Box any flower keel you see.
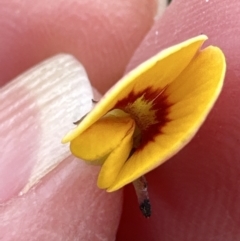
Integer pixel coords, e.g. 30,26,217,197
70,115,135,163
97,120,135,189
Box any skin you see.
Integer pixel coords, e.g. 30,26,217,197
119,1,240,240
0,0,240,240
0,0,157,240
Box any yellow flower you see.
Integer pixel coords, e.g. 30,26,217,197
62,35,226,193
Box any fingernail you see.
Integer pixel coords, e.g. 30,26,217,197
0,54,93,202
156,0,168,18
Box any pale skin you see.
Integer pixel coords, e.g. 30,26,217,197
0,0,240,240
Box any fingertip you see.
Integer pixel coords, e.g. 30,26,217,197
0,0,158,93
119,1,240,240
0,156,123,240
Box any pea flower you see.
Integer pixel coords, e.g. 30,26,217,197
62,35,226,217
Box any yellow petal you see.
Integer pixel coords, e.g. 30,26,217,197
62,35,208,143
107,46,226,192
97,121,135,189
70,115,135,161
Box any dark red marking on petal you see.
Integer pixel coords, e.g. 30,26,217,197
114,87,172,149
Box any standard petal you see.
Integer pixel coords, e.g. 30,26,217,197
70,115,135,161
62,35,207,143
108,46,226,191
97,122,135,189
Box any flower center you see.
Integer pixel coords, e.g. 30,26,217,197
124,94,158,130
114,87,171,149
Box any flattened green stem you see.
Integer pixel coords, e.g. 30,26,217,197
133,175,151,218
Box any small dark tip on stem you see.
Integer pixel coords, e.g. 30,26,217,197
139,199,151,218
133,175,152,218
73,114,87,125
92,99,98,103
73,100,98,125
